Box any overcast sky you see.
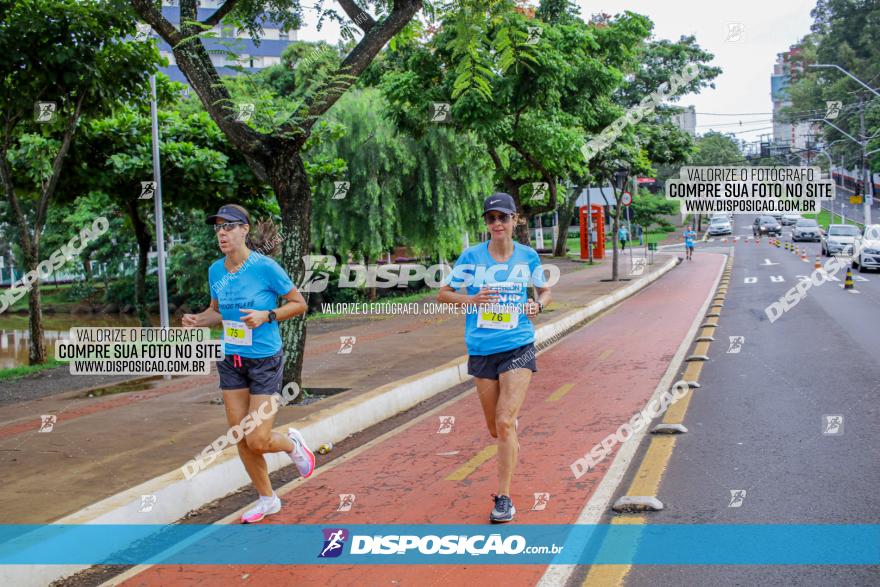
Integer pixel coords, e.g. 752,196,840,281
295,0,819,142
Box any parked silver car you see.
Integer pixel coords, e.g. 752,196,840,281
821,224,860,256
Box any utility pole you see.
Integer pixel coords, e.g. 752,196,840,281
858,95,873,224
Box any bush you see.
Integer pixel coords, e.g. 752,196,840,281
64,280,99,305
103,275,158,308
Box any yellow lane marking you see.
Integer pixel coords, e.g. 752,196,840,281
702,317,719,326
547,383,575,402
683,361,703,382
580,439,675,586
626,436,676,497
693,341,710,355
599,348,615,361
582,515,646,587
662,386,693,424
445,445,497,481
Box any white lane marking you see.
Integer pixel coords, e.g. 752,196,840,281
853,275,869,282
769,275,785,282
762,259,779,266
744,277,757,284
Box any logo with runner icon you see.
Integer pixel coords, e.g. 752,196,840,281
728,489,746,508
822,415,843,435
531,492,550,511
39,415,57,433
337,494,356,512
437,416,455,434
318,528,349,558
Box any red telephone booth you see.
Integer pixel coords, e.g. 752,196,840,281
579,205,605,260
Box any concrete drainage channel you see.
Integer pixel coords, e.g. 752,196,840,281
5,257,680,587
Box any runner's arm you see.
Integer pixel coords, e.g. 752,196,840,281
437,285,499,307
525,285,551,317
273,287,307,321
182,299,222,328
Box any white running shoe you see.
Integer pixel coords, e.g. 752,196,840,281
240,495,281,524
287,428,316,478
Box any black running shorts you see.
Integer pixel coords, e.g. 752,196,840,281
467,343,537,380
216,349,284,395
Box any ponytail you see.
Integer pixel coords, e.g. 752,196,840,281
224,204,281,256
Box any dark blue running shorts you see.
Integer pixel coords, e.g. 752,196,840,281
467,343,537,380
216,349,283,395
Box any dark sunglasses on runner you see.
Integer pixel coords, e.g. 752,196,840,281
213,222,244,232
484,212,512,225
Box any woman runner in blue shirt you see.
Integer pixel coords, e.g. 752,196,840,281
182,204,315,524
438,193,552,523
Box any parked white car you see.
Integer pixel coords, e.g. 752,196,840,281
852,224,880,273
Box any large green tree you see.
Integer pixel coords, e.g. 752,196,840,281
60,98,267,325
307,88,492,263
786,0,879,177
0,0,159,363
129,0,424,385
381,3,653,243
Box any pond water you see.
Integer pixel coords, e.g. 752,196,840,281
0,313,166,369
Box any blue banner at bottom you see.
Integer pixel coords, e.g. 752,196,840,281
0,524,877,565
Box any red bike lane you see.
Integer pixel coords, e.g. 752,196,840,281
116,254,723,587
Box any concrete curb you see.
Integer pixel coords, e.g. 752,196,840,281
5,256,679,587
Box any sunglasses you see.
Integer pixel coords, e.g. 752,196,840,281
484,213,512,225
213,222,244,232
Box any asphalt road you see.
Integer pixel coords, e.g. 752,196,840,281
624,216,880,586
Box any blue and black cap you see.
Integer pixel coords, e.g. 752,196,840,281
205,205,249,225
483,192,517,215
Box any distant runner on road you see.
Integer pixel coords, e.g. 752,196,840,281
438,192,552,523
182,204,314,524
684,225,697,261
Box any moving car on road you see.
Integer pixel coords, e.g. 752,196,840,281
781,213,802,226
791,218,822,242
753,215,782,237
852,224,880,273
708,216,732,236
821,224,860,257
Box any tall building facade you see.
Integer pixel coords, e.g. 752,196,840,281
158,1,298,84
671,105,697,136
771,46,814,155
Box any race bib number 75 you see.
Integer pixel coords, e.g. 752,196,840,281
222,320,253,346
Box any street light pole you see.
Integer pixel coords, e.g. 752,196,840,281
808,63,877,224
149,74,170,332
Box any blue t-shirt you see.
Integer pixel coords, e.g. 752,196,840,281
444,242,547,356
684,230,696,247
619,227,629,240
209,252,294,358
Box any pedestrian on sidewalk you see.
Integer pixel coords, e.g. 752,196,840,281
684,224,697,261
618,225,629,250
437,192,552,523
182,204,315,524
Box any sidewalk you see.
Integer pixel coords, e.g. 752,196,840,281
0,255,674,525
104,253,725,587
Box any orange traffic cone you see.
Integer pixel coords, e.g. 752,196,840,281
814,255,821,269
801,249,808,261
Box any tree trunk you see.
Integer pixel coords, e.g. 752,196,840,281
512,185,532,245
127,200,152,327
82,253,93,281
553,188,579,257
23,252,47,365
272,150,312,388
